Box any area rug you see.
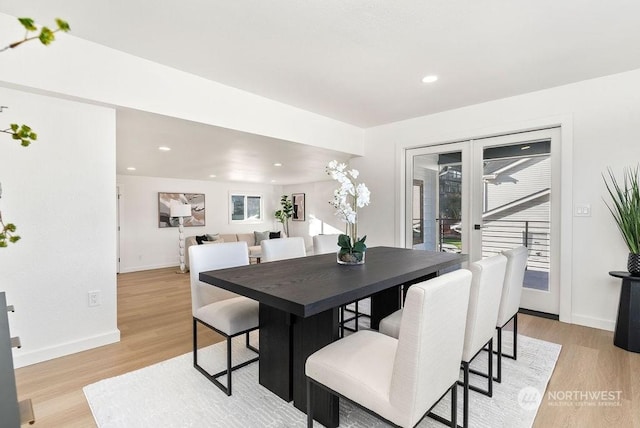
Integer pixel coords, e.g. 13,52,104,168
84,330,560,427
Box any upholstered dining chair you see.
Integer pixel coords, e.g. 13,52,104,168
189,241,259,396
261,236,306,262
306,269,472,428
313,234,368,337
494,246,528,383
379,254,507,428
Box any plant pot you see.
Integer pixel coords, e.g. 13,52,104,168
628,253,640,276
337,250,365,265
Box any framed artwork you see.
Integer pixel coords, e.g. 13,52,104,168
158,192,205,227
292,193,305,221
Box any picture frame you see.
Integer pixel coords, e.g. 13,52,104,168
158,192,205,227
292,193,305,222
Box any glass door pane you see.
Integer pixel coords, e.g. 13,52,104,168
473,127,561,315
406,143,470,257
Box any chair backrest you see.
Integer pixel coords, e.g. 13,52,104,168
389,269,472,426
461,254,508,362
261,237,306,262
496,246,528,327
188,241,249,315
312,234,340,255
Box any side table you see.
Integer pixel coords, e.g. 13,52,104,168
609,271,640,353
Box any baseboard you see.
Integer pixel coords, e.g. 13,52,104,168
12,329,121,368
570,314,615,332
519,308,559,320
119,263,176,274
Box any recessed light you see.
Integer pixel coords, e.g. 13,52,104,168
421,75,438,83
271,179,276,183
158,146,171,151
273,163,282,167
209,174,217,178
126,167,136,171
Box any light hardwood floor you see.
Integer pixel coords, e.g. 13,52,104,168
14,267,640,427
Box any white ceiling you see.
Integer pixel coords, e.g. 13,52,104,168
116,108,352,184
3,1,640,182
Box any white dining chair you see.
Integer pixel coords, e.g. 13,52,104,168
455,254,507,428
306,269,472,428
189,241,259,396
313,234,368,337
379,254,507,428
261,237,306,262
494,246,528,382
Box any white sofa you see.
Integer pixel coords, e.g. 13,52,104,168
185,232,281,270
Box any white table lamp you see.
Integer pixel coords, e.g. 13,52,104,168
170,202,192,273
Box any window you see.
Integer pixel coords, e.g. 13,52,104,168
230,193,263,223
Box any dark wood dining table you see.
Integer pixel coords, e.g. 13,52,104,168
200,246,466,428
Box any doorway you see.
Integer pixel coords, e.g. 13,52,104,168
405,128,561,315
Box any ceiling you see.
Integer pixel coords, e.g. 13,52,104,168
3,1,640,182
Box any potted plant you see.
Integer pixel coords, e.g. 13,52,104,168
274,195,293,236
603,166,640,275
326,160,371,264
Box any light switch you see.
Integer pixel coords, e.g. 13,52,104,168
574,204,591,217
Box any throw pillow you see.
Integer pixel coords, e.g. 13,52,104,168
254,230,270,245
203,238,225,244
206,233,221,241
195,235,209,245
269,231,281,239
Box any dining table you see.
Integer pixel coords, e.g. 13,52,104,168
199,246,466,428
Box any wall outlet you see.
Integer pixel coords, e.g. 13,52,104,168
574,203,591,217
88,291,101,307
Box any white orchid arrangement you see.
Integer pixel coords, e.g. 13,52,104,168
326,160,371,261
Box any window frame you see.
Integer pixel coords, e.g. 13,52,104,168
229,192,264,224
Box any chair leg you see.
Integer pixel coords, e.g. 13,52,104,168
226,337,232,395
306,378,313,427
466,338,493,396
450,382,457,428
462,361,469,428
192,318,198,367
496,326,503,383
340,306,345,338
513,313,518,360
487,338,493,397
354,301,359,332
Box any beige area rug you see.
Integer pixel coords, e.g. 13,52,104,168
84,330,560,427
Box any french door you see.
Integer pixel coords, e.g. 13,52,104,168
405,128,561,315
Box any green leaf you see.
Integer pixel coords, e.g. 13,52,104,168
0,241,7,248
5,224,17,232
55,18,71,32
39,27,55,45
337,234,352,249
9,236,20,243
29,132,37,140
353,241,367,253
18,17,37,31
10,123,18,131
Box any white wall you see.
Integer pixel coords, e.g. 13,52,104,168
117,175,283,272
0,87,117,367
0,13,364,157
282,181,347,251
360,68,640,331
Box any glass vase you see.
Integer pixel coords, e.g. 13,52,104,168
337,249,366,265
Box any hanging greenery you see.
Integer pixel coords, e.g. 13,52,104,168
1,16,70,246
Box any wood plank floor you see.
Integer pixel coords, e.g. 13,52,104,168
13,267,640,427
